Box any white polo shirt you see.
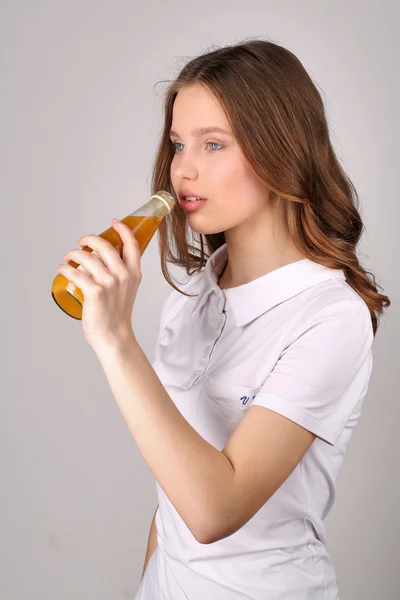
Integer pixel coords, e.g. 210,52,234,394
135,242,374,600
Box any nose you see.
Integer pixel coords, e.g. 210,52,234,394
172,150,199,181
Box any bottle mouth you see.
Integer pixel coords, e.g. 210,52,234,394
152,191,176,213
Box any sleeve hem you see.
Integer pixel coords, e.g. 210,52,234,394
251,392,339,446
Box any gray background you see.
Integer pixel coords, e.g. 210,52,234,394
1,1,398,598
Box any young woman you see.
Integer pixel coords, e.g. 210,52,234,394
58,39,390,599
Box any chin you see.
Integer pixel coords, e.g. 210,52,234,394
190,224,226,236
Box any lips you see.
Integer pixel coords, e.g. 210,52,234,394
179,188,208,203
180,197,208,212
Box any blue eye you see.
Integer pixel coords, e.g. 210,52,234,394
207,142,223,152
172,142,184,152
171,141,223,153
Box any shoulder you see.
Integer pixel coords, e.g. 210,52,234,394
289,276,372,344
275,281,374,377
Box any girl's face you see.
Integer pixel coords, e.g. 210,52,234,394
170,84,272,237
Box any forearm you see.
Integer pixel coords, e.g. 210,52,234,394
141,508,158,580
95,333,235,543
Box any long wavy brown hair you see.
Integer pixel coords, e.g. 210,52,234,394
150,38,390,336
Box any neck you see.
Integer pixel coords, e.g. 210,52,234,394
219,208,306,288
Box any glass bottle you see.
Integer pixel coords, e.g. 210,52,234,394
51,190,176,320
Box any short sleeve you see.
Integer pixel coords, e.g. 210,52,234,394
252,298,374,446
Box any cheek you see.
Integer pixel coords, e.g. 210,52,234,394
210,156,247,189
217,165,268,220
215,161,257,204
228,157,269,202
170,152,261,203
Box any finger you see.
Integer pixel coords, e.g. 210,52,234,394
111,219,141,274
62,249,115,287
77,233,126,277
57,263,100,297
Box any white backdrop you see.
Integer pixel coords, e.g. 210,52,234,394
1,1,398,598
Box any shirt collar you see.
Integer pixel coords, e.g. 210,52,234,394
188,243,346,327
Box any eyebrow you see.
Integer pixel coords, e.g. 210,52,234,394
169,126,232,137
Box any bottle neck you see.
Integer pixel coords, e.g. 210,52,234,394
128,191,176,218
152,193,172,213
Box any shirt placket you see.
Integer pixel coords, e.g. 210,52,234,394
183,289,228,389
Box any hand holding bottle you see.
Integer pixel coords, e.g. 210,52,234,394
57,218,141,352
51,191,176,320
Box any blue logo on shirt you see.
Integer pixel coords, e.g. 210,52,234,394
241,395,256,405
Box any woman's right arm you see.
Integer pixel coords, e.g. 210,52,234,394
141,505,158,580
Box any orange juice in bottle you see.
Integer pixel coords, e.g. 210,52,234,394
51,191,176,320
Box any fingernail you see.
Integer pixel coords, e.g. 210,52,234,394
112,218,119,223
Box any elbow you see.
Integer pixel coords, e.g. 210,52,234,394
195,502,259,544
195,529,219,545
194,533,213,545
193,454,238,545
195,526,237,545
193,521,218,545
194,516,239,545
192,512,225,545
